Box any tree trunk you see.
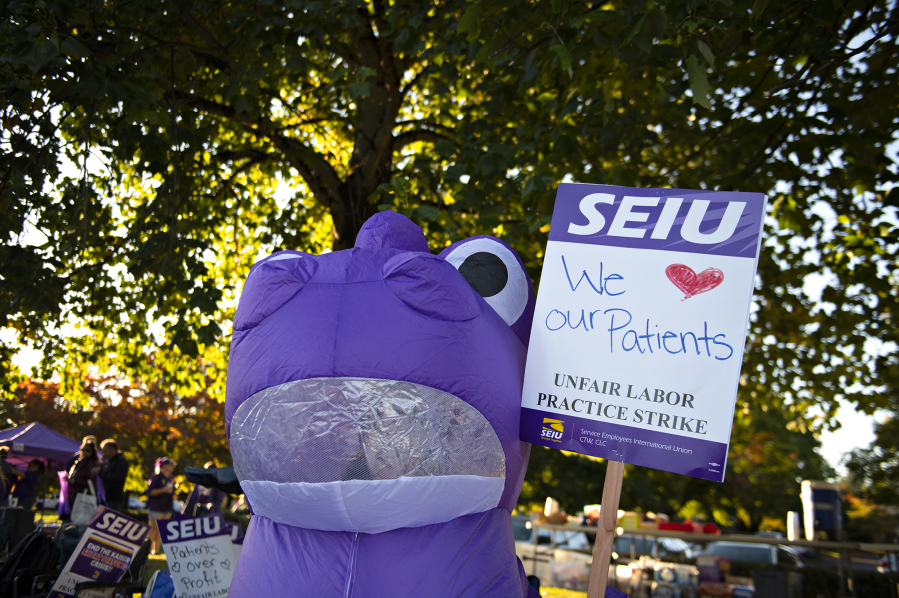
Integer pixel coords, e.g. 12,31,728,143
330,169,391,251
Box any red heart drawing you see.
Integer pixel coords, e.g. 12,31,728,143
665,264,724,300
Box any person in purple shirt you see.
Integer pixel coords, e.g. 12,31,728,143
147,457,176,554
12,459,45,509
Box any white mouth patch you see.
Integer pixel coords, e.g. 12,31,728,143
230,377,506,533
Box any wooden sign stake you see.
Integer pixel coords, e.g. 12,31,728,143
586,459,626,598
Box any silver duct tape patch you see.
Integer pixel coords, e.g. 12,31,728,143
230,377,506,485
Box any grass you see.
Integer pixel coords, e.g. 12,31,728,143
145,553,168,583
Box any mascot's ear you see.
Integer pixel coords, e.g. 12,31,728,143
234,251,318,331
440,237,536,346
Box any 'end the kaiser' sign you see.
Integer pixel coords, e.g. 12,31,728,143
520,183,766,482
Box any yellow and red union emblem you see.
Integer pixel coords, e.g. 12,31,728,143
541,418,564,442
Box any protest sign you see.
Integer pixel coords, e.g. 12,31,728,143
521,183,766,482
50,507,150,598
159,513,235,598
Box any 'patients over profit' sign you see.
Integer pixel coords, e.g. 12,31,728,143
520,183,766,482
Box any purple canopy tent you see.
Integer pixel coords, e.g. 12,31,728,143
0,422,82,516
0,422,81,469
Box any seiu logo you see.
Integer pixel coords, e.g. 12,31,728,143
568,194,745,245
541,418,564,442
94,512,146,542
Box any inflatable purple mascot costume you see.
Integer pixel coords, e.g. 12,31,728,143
225,211,541,597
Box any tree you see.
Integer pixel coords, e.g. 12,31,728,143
2,0,898,433
844,412,899,505
841,493,898,543
5,375,230,493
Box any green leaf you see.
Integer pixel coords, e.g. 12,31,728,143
475,32,507,68
444,164,465,182
622,11,650,46
551,0,560,16
435,138,455,157
549,44,572,78
457,1,485,41
61,37,88,58
233,94,252,113
414,205,440,221
753,0,769,19
21,45,47,73
697,40,715,70
686,55,712,110
348,81,370,99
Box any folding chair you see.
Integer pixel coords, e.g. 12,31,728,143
14,567,58,598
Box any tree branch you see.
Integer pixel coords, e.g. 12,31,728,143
394,119,455,134
101,25,229,64
401,65,434,99
173,2,230,56
393,129,451,153
165,91,342,206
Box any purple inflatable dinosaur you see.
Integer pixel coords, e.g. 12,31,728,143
224,211,617,597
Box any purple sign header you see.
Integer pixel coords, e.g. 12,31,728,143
549,183,766,259
159,513,228,543
520,408,728,482
90,507,150,544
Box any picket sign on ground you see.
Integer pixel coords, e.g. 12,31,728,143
50,506,150,598
520,183,766,597
159,513,235,598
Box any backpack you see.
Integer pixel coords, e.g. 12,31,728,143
55,522,87,569
0,531,60,596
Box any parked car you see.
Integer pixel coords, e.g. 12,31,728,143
700,541,804,567
128,495,146,510
512,516,592,552
611,534,695,564
512,515,594,586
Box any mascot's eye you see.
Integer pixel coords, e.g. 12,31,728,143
441,237,529,327
457,252,508,297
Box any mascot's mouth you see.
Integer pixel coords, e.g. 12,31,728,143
229,377,507,534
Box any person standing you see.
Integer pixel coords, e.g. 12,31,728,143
147,457,176,555
0,447,23,506
11,459,45,510
66,435,98,472
67,443,100,501
99,440,130,513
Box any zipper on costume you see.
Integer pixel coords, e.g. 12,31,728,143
343,532,359,598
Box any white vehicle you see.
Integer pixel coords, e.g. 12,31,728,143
700,541,804,567
127,495,146,509
512,516,595,590
35,494,59,510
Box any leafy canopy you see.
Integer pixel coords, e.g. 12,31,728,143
845,413,899,505
2,375,230,493
1,0,898,440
